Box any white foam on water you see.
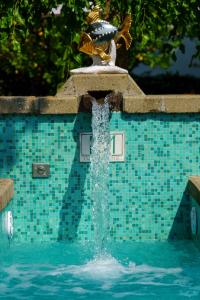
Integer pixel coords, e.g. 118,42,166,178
128,263,182,275
69,287,90,294
133,280,180,287
113,291,154,298
52,255,124,280
50,254,182,282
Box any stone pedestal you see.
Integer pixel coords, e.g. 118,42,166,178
56,73,144,112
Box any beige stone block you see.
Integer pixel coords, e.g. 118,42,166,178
124,95,200,113
0,96,38,114
0,179,14,212
56,74,144,97
188,176,200,206
39,96,79,114
163,95,200,112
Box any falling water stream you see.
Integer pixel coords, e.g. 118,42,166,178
90,95,111,255
77,94,130,277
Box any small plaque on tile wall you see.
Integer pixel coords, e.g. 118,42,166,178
80,132,125,162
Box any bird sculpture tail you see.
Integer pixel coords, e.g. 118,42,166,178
115,15,132,49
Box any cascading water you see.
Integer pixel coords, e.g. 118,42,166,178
78,94,129,278
90,95,111,254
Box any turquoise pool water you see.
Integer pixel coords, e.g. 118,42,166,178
0,241,200,299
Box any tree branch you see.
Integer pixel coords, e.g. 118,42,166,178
104,0,111,20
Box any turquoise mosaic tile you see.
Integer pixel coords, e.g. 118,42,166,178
0,113,198,242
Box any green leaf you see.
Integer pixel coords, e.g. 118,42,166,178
0,0,199,95
12,40,21,52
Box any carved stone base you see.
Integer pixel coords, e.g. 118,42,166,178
70,65,128,75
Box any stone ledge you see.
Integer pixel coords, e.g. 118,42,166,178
188,176,200,205
0,94,200,114
0,96,78,114
124,95,200,113
0,179,14,212
0,75,200,114
39,96,78,114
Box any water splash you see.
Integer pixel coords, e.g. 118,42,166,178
90,95,111,254
50,256,182,282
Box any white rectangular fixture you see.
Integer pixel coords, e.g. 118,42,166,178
80,132,125,162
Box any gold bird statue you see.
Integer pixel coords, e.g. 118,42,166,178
79,5,132,64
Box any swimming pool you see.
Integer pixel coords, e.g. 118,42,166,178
1,78,200,300
0,240,200,299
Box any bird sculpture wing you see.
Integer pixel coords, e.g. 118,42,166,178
79,32,111,61
79,32,95,56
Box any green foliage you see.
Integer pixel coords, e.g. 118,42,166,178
0,0,199,95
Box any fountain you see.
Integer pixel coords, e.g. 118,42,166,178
70,4,132,255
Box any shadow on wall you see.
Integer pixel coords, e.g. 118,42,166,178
0,116,18,176
168,187,191,240
57,113,92,241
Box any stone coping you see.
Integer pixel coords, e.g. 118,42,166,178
0,74,200,114
188,176,200,205
0,96,78,114
124,95,200,113
0,94,200,114
0,179,14,212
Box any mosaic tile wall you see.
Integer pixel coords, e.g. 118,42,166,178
0,113,198,242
